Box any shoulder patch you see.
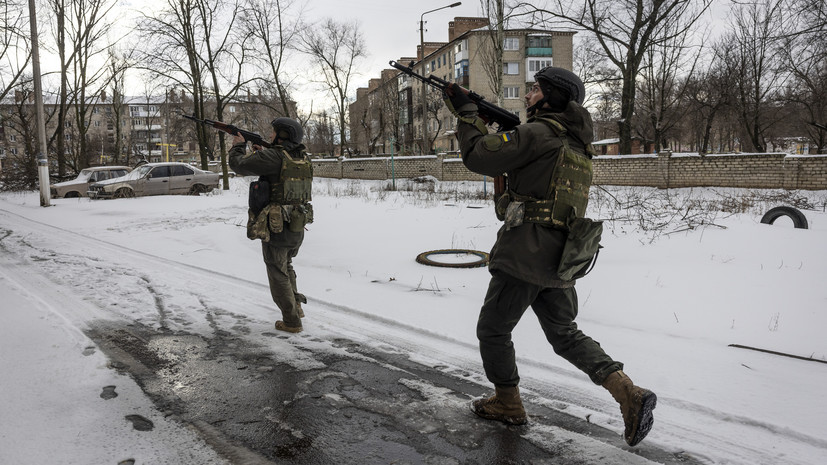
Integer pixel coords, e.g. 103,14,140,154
482,131,515,151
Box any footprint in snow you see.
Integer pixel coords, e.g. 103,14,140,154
100,386,118,400
125,415,154,431
82,346,96,356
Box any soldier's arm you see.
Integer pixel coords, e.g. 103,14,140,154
228,142,283,177
457,121,548,177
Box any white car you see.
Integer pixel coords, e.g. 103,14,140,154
88,162,220,199
50,166,131,198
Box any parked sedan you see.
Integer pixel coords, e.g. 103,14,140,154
50,166,131,198
87,162,220,199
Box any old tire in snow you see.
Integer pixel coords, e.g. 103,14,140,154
415,249,490,268
760,206,808,229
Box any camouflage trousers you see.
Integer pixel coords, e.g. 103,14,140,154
262,242,303,328
477,271,623,386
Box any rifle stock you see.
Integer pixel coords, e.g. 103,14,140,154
182,114,273,148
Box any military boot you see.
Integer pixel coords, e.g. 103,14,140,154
602,370,657,446
275,320,303,333
471,385,527,425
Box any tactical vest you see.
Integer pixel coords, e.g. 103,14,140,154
518,117,594,229
247,148,313,241
270,148,313,205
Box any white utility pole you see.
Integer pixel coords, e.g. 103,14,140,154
28,0,51,207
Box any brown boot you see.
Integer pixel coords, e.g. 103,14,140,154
471,385,527,425
275,320,303,333
602,370,657,446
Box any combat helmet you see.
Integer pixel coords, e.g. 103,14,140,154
271,117,304,144
529,66,585,113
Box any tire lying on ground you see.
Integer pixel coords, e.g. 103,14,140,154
415,249,490,268
760,206,808,229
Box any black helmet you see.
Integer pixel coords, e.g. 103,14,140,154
534,66,585,106
271,117,303,144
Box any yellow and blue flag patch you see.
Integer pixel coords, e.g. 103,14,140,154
501,132,513,142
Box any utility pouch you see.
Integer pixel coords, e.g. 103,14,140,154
504,201,525,230
495,193,510,221
247,204,284,242
248,177,271,216
286,203,314,232
557,217,603,281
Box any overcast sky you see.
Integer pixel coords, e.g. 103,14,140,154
31,0,731,115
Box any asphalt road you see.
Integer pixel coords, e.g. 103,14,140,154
86,320,702,465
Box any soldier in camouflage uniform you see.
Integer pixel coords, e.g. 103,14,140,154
444,67,657,446
229,118,313,334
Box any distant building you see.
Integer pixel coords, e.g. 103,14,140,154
349,17,575,156
0,88,295,174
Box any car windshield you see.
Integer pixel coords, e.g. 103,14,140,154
77,170,93,181
124,165,152,180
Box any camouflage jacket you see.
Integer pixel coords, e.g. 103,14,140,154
455,103,595,288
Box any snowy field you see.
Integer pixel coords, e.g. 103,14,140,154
1,177,826,464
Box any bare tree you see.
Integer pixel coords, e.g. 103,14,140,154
241,0,303,118
0,0,30,102
636,19,703,152
0,84,39,190
304,109,336,156
726,0,789,152
478,1,508,106
514,0,712,154
683,41,735,154
300,18,365,156
779,0,827,153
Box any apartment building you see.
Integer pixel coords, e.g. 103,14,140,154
349,17,574,156
0,89,295,175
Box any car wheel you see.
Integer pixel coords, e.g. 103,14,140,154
114,188,134,199
64,191,80,198
189,184,207,195
760,206,808,229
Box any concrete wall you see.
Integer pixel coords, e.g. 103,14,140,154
312,152,827,190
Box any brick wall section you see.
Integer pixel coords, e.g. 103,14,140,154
313,153,827,190
312,159,342,179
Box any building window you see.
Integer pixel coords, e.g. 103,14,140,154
504,37,519,50
11,148,17,155
229,105,236,113
503,62,519,75
454,59,469,78
527,58,553,73
504,86,520,99
9,134,15,142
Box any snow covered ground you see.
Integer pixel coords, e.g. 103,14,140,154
1,177,826,464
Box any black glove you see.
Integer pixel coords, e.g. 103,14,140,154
443,83,476,116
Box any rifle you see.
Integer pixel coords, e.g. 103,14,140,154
182,114,273,148
389,60,520,132
389,60,516,197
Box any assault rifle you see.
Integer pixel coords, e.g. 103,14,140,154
182,114,273,148
389,60,520,132
389,60,515,196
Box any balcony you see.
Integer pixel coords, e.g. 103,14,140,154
526,47,553,57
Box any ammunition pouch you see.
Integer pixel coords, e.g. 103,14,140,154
247,204,284,242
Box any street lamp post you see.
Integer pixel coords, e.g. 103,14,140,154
420,2,461,155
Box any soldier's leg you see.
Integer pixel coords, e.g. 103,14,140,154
476,271,540,386
262,243,302,328
531,286,622,384
285,245,306,317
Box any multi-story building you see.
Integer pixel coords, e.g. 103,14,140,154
349,17,574,156
0,88,295,176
